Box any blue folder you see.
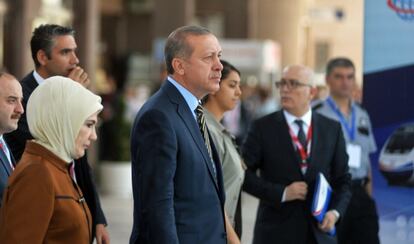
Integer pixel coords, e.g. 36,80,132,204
312,172,336,236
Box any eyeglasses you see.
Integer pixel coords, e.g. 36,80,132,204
275,79,312,89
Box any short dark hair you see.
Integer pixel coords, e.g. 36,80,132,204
164,26,211,74
326,57,355,76
30,24,75,68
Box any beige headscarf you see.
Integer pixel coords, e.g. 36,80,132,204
27,76,103,163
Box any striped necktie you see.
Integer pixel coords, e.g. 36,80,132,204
195,105,217,179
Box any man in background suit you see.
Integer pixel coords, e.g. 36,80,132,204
0,73,23,206
242,65,352,244
4,24,109,244
130,25,232,244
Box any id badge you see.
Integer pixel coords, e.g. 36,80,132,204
346,144,361,168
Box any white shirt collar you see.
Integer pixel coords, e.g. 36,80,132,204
33,70,45,85
0,135,12,165
283,108,312,128
0,135,7,145
167,76,200,120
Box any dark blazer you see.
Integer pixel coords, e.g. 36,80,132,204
129,80,227,244
243,110,352,244
4,72,107,239
0,139,14,206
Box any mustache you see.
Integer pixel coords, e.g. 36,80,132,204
210,74,222,79
11,114,21,120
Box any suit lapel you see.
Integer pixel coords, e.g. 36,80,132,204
164,82,220,190
305,114,319,180
21,72,39,102
26,72,40,92
10,152,16,166
0,147,12,176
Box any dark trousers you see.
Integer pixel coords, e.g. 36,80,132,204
337,183,380,244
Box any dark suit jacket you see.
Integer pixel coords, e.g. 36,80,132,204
0,139,14,206
243,110,352,244
4,72,107,239
129,80,227,244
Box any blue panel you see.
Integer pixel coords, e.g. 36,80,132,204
363,64,414,128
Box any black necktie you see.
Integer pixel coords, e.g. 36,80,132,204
294,119,307,152
195,105,217,179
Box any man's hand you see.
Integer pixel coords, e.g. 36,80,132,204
285,181,308,201
224,211,240,244
96,224,110,244
68,66,90,88
318,210,338,233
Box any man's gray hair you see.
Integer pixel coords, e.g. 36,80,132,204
282,65,315,87
164,26,211,74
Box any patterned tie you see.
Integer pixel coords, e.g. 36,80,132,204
294,120,307,152
195,105,217,179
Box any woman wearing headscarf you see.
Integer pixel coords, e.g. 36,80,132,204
203,60,245,242
0,76,103,244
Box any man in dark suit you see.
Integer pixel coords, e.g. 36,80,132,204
4,24,109,244
243,65,352,244
129,26,229,244
0,73,23,205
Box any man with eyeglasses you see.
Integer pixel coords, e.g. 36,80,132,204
242,65,351,244
314,58,379,244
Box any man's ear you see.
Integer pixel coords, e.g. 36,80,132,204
36,50,49,66
325,75,331,87
171,57,185,75
309,86,318,100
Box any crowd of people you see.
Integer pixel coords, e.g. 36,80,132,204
0,23,380,244
0,24,109,244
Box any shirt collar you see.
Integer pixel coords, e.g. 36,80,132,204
167,76,199,118
204,108,226,132
327,96,356,112
283,108,312,127
204,108,236,142
33,70,45,85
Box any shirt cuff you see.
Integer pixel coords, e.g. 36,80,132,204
331,209,340,220
281,188,287,202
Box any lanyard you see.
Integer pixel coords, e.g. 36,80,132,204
288,122,313,166
327,97,356,141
